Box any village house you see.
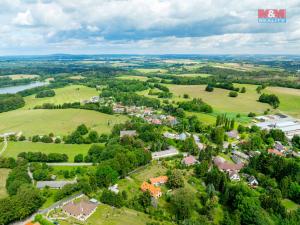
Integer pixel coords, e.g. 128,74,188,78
232,150,249,161
150,176,168,186
268,148,284,157
140,181,162,198
62,199,98,221
228,171,240,181
248,176,259,187
166,115,178,126
151,147,179,160
226,130,240,139
108,184,119,194
182,155,198,166
25,222,40,225
120,130,137,138
274,141,286,152
213,156,244,172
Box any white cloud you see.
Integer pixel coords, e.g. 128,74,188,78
0,0,299,54
13,9,34,26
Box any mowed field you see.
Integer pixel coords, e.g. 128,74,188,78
166,84,270,115
117,75,148,81
3,142,91,161
176,73,211,78
24,85,98,109
135,68,168,73
0,168,10,199
2,74,39,80
0,109,127,136
265,86,300,118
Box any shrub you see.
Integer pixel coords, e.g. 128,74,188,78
229,91,238,97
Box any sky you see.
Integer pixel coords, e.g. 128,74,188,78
0,0,299,55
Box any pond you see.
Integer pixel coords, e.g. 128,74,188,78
0,81,48,94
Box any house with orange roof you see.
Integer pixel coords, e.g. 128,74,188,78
140,181,162,198
25,222,40,225
268,148,284,157
150,176,168,186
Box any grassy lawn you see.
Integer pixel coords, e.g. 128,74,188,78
3,74,39,80
166,84,271,115
0,109,127,136
3,142,91,161
0,168,10,199
282,199,299,212
176,73,211,78
186,112,216,124
117,75,149,81
135,68,168,74
86,204,160,225
264,86,300,118
24,85,98,109
58,204,162,225
40,189,59,209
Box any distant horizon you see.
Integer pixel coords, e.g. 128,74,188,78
1,53,300,57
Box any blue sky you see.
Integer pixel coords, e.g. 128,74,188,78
0,0,299,55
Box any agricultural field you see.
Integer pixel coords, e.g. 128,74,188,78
3,142,91,161
0,168,10,199
117,75,148,81
0,108,127,136
166,84,271,115
175,73,211,78
264,86,300,118
135,68,168,74
2,74,39,80
24,85,98,109
207,62,276,72
68,75,86,80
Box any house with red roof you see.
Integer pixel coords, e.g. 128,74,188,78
182,155,198,166
268,148,284,157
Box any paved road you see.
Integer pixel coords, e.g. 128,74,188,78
0,136,7,156
46,162,93,166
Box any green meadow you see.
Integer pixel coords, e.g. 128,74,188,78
166,84,271,115
135,68,168,74
117,75,149,81
24,85,99,109
0,108,127,136
3,142,91,161
176,73,211,78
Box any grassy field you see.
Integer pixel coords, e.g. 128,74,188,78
186,112,216,124
85,204,160,225
135,68,168,74
3,142,91,161
281,199,299,212
176,73,211,78
24,85,98,109
0,168,10,199
0,109,127,136
3,74,39,80
264,86,300,118
117,75,148,81
166,84,271,115
68,75,85,80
